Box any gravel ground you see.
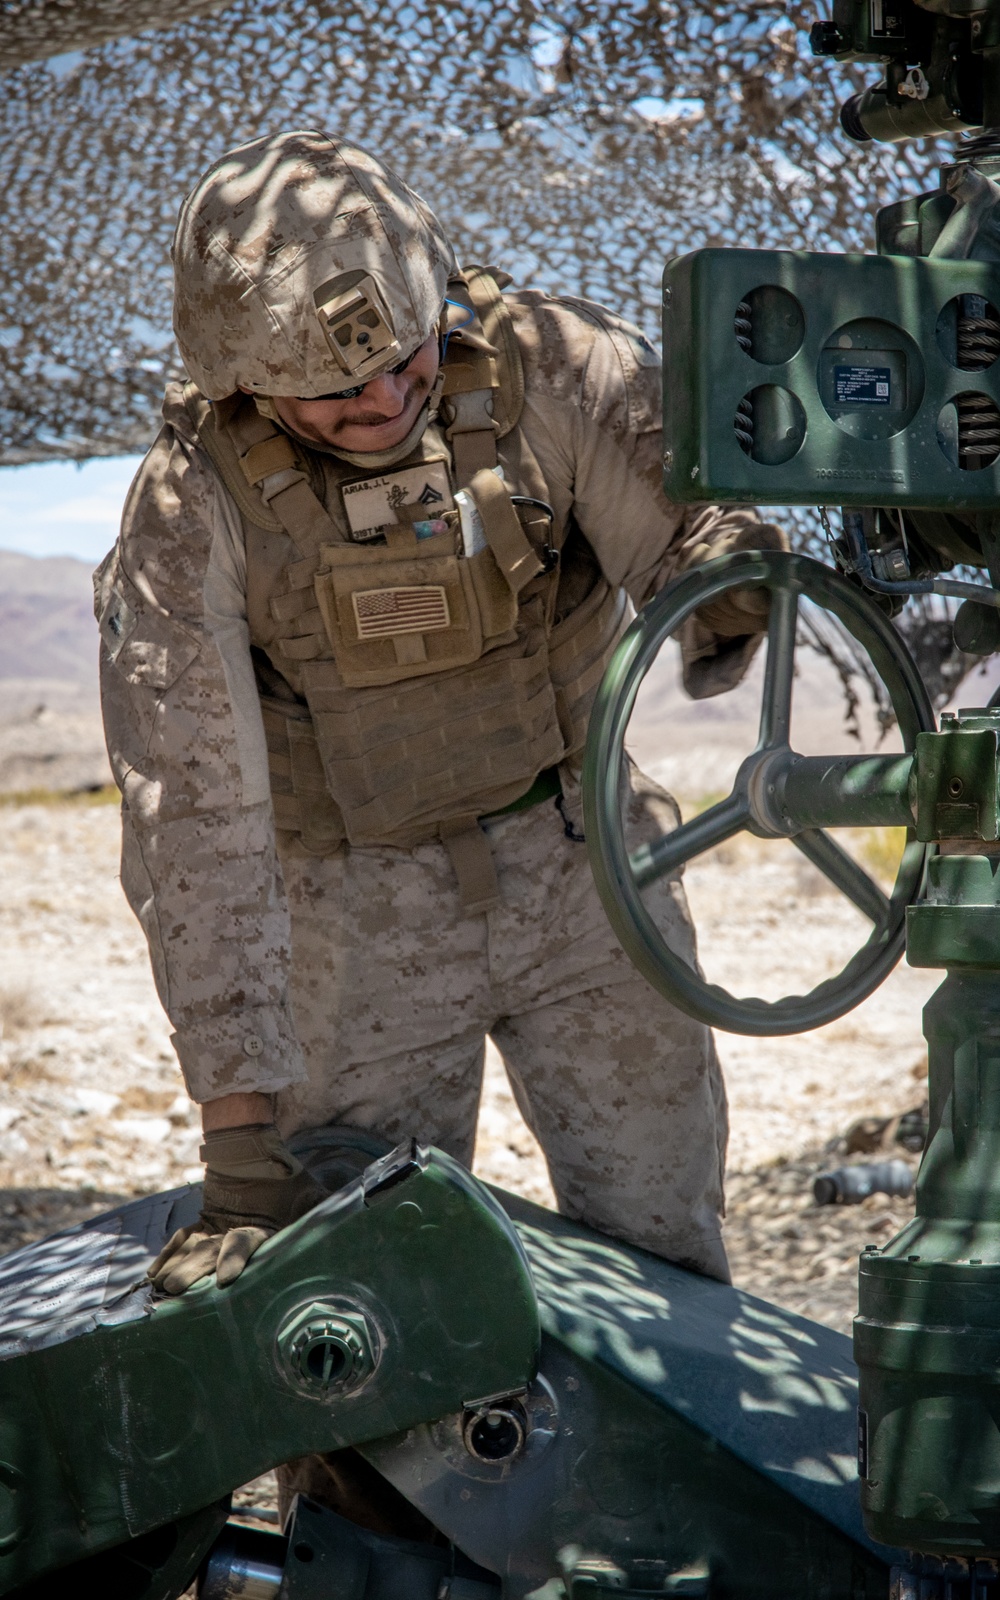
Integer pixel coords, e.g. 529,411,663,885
0,679,111,796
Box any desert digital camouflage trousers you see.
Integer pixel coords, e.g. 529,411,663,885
274,763,728,1282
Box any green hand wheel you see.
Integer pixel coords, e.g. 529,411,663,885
583,550,934,1036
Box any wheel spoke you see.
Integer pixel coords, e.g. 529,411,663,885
630,791,750,890
757,579,799,750
792,828,890,928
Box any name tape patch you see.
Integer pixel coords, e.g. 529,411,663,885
352,585,451,640
342,461,454,540
835,365,891,406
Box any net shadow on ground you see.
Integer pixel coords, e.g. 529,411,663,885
0,1185,130,1257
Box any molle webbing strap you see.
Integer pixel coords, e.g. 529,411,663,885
441,327,498,393
241,433,299,485
260,692,344,854
181,383,284,534
440,267,525,488
265,476,341,566
230,405,341,565
464,266,525,438
467,467,544,594
439,814,500,915
448,402,499,486
440,336,498,485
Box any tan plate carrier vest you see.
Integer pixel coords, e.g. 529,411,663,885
185,267,628,913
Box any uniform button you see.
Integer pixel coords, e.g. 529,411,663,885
243,1033,264,1057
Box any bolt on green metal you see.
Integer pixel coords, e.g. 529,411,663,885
914,719,1000,843
276,1302,379,1396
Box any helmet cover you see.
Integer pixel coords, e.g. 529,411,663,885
172,129,457,400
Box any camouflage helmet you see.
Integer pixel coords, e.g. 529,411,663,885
172,130,457,401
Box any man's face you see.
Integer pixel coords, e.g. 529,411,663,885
271,333,440,454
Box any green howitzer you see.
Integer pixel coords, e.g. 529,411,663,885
583,0,1000,1591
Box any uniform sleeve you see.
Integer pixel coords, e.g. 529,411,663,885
95,410,307,1104
512,292,775,696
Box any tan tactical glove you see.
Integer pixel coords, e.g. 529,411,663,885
688,519,789,635
148,1124,327,1295
679,520,789,699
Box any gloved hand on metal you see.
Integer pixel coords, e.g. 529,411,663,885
147,1124,327,1294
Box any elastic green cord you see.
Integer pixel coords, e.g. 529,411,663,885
481,766,561,821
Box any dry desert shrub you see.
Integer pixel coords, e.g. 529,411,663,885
0,788,118,809
117,1083,178,1115
0,982,37,1040
856,826,908,889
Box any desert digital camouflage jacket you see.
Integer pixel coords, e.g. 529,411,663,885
97,285,767,1103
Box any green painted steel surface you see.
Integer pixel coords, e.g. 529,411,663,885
914,723,1000,842
851,700,1000,1557
5,1499,231,1600
644,27,1000,1571
585,568,1000,1556
0,1145,539,1595
0,1138,898,1600
857,961,1000,1553
779,754,915,832
662,249,1000,510
581,518,1000,1558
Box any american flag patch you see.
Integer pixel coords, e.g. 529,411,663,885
352,585,451,640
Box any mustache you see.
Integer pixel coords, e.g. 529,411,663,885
335,373,431,430
339,408,402,427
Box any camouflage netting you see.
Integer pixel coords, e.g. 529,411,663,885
0,0,947,467
0,0,981,712
0,0,229,69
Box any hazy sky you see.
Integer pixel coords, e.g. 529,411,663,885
0,456,142,563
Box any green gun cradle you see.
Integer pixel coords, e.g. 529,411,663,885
0,1142,538,1596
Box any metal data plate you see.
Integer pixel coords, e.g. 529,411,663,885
662,247,1000,509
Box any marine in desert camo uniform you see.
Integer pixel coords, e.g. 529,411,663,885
96,129,786,1298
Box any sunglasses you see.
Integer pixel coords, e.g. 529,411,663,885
296,348,420,403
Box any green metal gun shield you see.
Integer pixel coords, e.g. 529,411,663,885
663,248,1000,510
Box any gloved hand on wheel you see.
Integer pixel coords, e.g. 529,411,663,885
688,519,789,639
677,519,789,700
147,1123,327,1295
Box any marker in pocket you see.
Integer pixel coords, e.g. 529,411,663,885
456,465,505,557
455,489,487,557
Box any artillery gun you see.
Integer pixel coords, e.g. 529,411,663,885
587,0,1000,1591
2,2,999,1595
